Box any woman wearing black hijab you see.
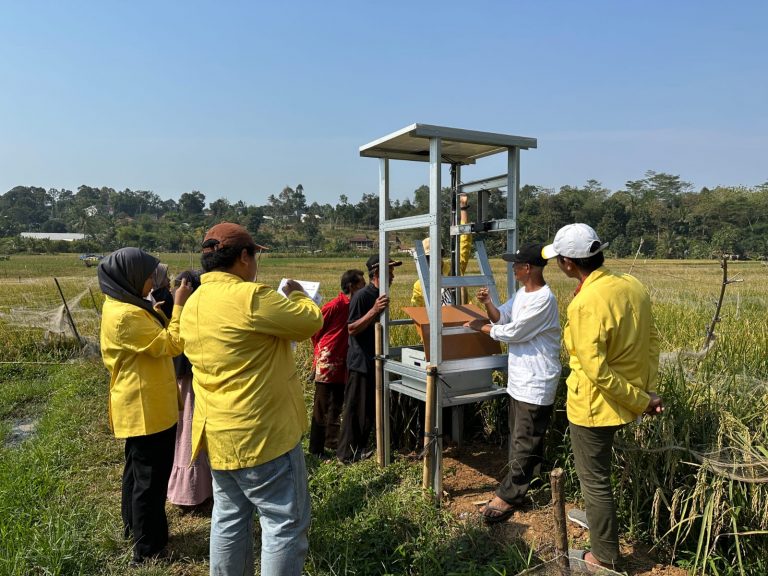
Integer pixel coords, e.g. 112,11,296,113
98,247,192,565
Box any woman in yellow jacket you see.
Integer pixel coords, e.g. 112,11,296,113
98,247,191,566
179,223,323,576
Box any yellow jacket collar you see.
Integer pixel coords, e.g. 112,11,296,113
578,266,609,293
201,271,245,284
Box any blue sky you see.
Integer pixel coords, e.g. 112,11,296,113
1,0,766,205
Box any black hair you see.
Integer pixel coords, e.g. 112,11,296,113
341,269,365,294
562,241,605,273
173,269,202,290
201,242,256,272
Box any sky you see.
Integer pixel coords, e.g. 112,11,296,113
1,0,766,206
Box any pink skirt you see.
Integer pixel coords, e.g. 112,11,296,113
167,374,213,506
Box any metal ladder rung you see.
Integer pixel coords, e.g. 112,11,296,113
441,275,493,289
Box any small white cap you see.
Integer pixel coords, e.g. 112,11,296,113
541,223,609,259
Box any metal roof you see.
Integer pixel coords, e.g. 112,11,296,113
20,232,86,241
359,123,537,164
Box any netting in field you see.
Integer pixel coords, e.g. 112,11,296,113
2,286,99,339
0,277,101,361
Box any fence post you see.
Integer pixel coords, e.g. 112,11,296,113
551,467,571,575
53,277,84,345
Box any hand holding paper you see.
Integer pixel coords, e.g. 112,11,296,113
278,278,322,305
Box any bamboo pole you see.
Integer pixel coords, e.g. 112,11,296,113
88,287,101,318
53,277,84,345
374,322,385,466
702,257,742,354
628,237,644,275
422,364,437,495
550,467,571,575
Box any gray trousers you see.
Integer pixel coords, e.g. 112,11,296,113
569,422,625,565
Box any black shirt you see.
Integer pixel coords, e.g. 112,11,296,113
346,282,380,375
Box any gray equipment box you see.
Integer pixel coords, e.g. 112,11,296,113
394,346,507,405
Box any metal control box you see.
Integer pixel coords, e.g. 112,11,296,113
396,346,506,405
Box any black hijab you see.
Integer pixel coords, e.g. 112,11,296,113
97,247,166,326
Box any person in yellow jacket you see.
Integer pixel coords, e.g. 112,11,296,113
98,247,192,566
410,193,472,306
179,222,322,576
542,223,663,572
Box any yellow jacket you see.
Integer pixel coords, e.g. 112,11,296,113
100,297,183,438
564,267,660,427
411,233,471,306
179,271,323,470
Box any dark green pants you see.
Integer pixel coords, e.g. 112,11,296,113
569,422,625,566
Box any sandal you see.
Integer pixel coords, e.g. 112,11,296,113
481,502,515,524
568,549,617,575
567,508,590,529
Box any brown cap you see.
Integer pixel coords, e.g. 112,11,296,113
202,222,268,253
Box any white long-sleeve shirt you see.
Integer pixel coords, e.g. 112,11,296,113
490,285,562,406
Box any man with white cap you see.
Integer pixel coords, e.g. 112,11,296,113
542,223,663,571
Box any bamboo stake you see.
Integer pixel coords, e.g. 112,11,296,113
628,237,644,275
53,277,84,345
551,467,571,575
702,257,742,353
422,365,437,496
374,322,385,466
88,287,101,318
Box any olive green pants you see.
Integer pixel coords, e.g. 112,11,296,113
569,422,625,566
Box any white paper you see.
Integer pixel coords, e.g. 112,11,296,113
278,278,322,306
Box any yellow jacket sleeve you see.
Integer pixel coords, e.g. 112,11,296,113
412,234,471,306
115,304,184,358
250,285,323,341
458,232,471,275
568,303,650,415
411,279,424,306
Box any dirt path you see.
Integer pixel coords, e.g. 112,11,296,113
439,443,686,576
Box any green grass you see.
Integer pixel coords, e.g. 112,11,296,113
0,361,533,575
0,255,767,574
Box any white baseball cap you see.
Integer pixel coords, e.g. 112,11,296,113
541,223,609,259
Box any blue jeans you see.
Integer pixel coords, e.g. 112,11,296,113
209,442,310,576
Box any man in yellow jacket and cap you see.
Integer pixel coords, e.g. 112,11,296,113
180,223,323,576
543,223,663,572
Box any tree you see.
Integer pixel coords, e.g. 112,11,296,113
413,185,430,211
355,193,379,227
41,219,68,233
298,212,324,251
209,198,231,220
244,207,264,236
179,191,206,216
0,186,51,232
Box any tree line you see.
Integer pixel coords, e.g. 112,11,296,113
0,171,766,258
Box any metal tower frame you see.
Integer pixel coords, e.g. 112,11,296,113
359,123,537,500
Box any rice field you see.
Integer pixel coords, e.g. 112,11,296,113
0,253,766,574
